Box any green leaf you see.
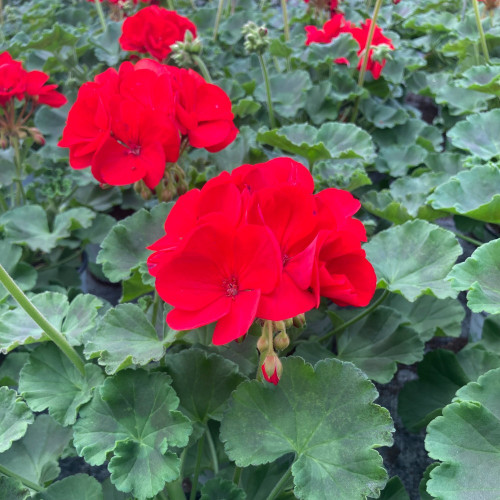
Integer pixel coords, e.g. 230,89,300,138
97,203,172,283
0,149,16,188
120,269,154,303
314,159,371,192
0,241,36,302
336,307,424,383
448,109,500,160
61,294,104,346
0,206,95,253
428,164,500,223
384,295,465,341
0,352,29,388
83,303,167,375
419,463,438,500
240,460,292,500
458,64,500,95
447,239,500,314
165,349,246,428
19,343,104,426
233,98,261,118
73,370,192,499
0,414,72,486
0,386,33,453
425,368,500,499
33,474,103,500
365,220,462,301
0,292,69,354
200,478,246,500
220,357,393,500
34,104,71,145
0,476,29,500
378,476,410,500
360,98,409,129
398,350,469,432
374,145,428,177
93,21,122,66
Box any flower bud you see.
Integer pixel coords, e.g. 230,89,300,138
242,21,270,54
257,334,269,353
273,330,290,351
170,31,203,68
27,127,45,146
261,353,283,385
284,318,294,329
371,44,393,63
293,314,306,328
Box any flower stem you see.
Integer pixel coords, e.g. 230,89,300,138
213,0,226,41
192,54,212,83
0,264,86,375
205,426,219,475
280,0,290,41
0,189,8,212
189,434,205,500
0,464,43,492
472,0,490,63
318,289,390,343
351,0,384,123
258,53,276,129
164,478,185,500
93,0,107,32
233,466,242,486
11,136,26,206
266,465,292,500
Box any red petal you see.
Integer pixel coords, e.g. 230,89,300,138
166,297,231,331
188,120,232,149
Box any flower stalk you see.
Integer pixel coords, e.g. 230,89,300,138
258,53,276,128
213,0,226,40
280,0,290,41
266,464,293,500
0,464,43,493
0,264,86,375
472,0,490,63
192,54,212,82
164,478,185,500
189,434,205,500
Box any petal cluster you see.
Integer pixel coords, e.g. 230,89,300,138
120,6,197,62
305,13,394,79
58,60,237,189
149,158,376,345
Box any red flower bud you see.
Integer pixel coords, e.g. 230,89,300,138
261,354,282,385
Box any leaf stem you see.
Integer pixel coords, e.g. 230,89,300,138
232,465,242,486
258,53,276,129
192,55,212,83
0,464,44,492
189,434,205,500
93,0,107,32
213,0,226,41
266,464,293,500
0,189,8,212
450,230,483,247
0,264,86,375
280,0,290,41
205,426,219,475
164,477,185,500
351,0,384,123
318,289,390,343
472,0,490,63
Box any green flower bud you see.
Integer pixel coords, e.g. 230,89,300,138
273,331,290,351
242,21,270,54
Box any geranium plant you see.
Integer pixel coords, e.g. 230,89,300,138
0,0,499,499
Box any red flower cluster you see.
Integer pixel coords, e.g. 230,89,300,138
58,60,237,189
0,52,66,108
119,6,197,62
148,158,376,345
305,13,394,79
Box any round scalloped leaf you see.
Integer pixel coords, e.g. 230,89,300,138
0,386,33,453
0,476,30,500
0,414,72,486
73,370,192,499
428,164,500,223
19,343,104,426
61,294,103,346
458,64,500,95
220,357,394,500
165,349,246,425
200,477,246,500
336,307,424,383
96,203,172,284
0,241,37,302
448,239,500,314
425,368,500,499
0,292,69,354
448,109,500,160
83,303,166,375
33,474,103,500
365,220,462,301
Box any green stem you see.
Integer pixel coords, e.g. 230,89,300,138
280,0,290,41
472,0,490,63
232,466,242,486
151,291,161,331
192,55,212,83
37,250,82,273
258,53,276,129
318,289,390,343
164,477,185,500
205,426,219,475
11,136,26,206
213,0,226,41
189,435,205,500
93,0,107,32
0,189,8,212
0,464,43,492
265,465,293,500
351,0,384,123
0,264,86,375
166,0,175,9
451,230,483,247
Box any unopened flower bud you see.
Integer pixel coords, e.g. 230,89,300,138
171,31,203,68
261,353,282,385
273,330,290,351
284,318,294,329
371,44,393,63
273,320,286,334
242,21,270,54
257,334,269,353
0,134,8,149
293,313,306,328
27,127,45,146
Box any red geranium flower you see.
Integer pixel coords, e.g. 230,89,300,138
25,70,67,108
0,52,27,106
119,6,197,62
154,221,282,345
